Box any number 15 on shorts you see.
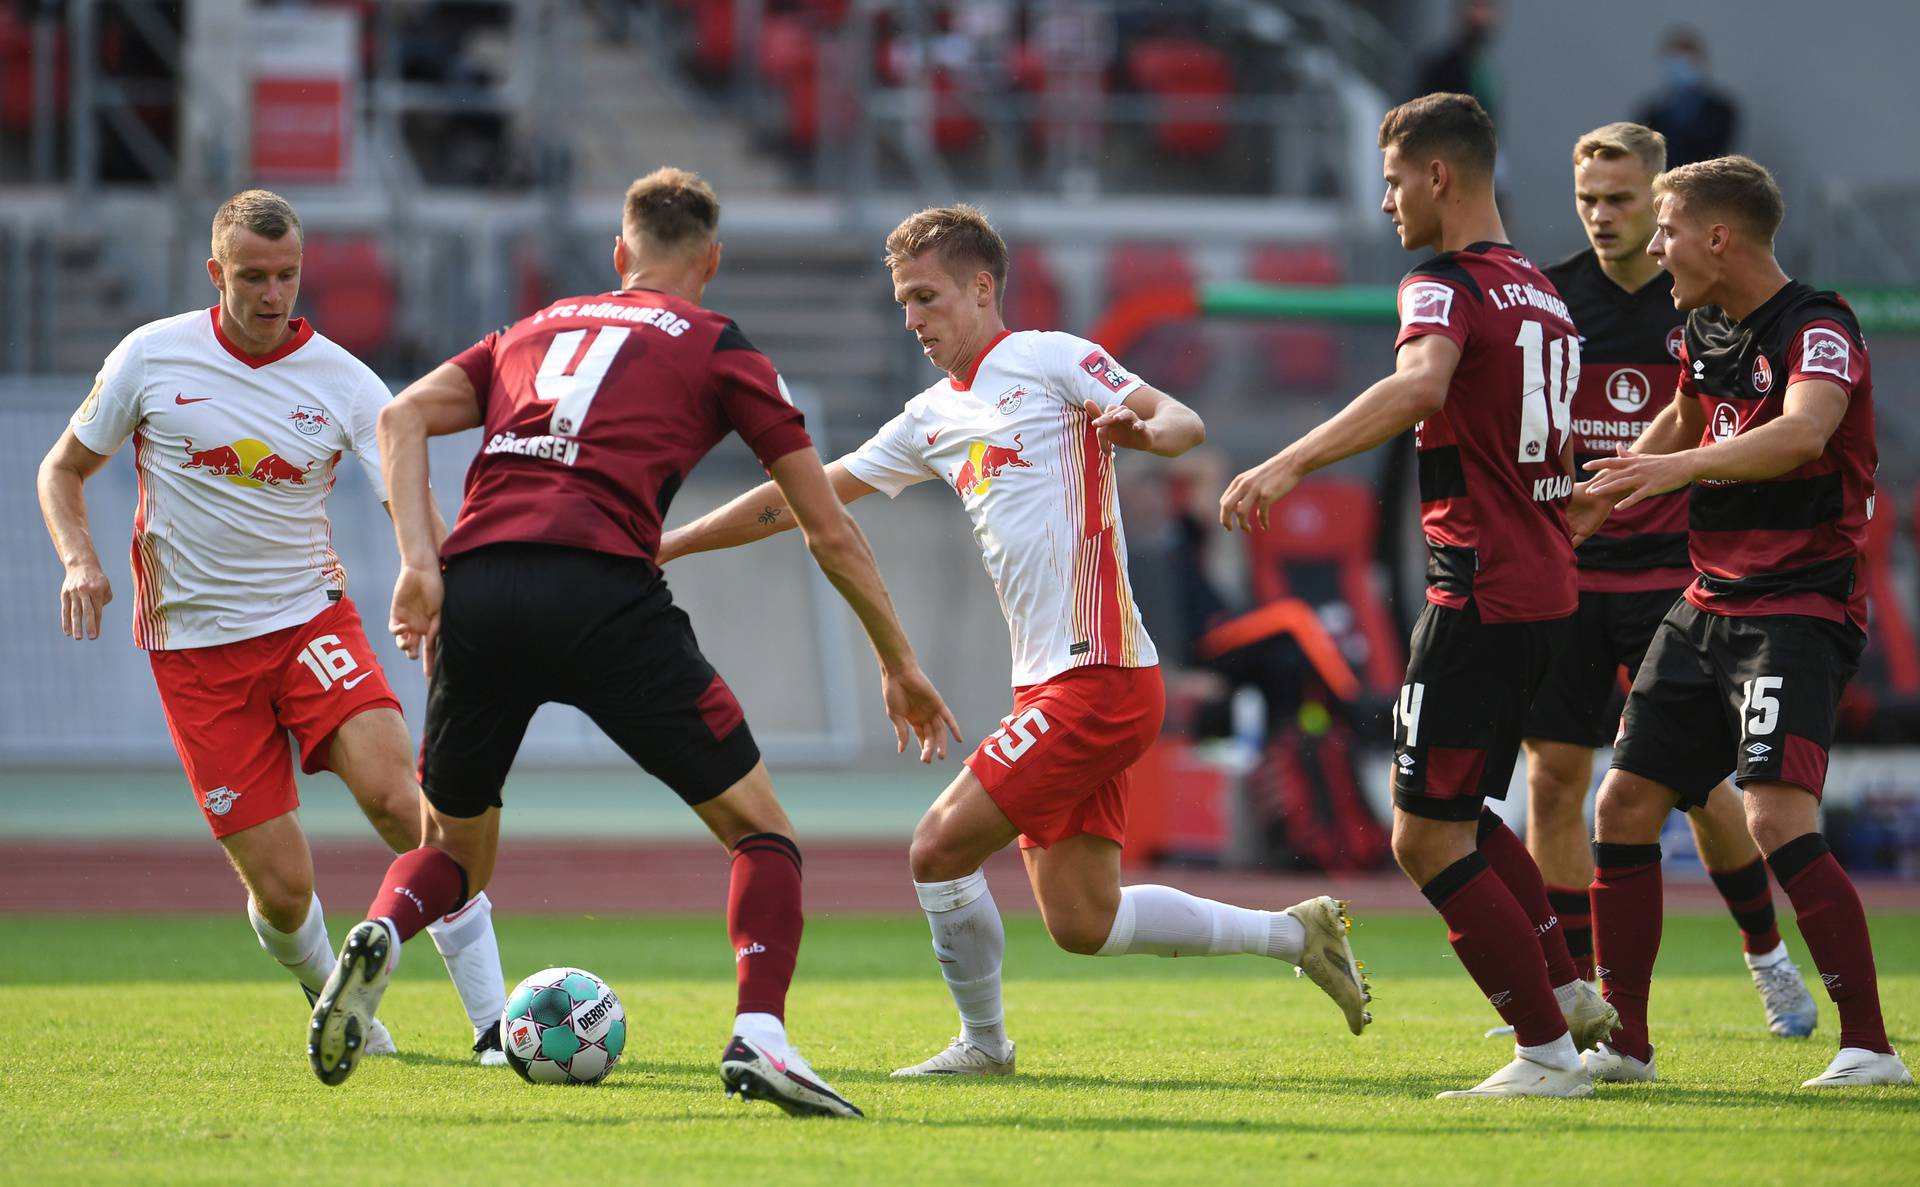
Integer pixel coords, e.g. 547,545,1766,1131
295,634,367,691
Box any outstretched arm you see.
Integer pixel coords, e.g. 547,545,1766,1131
763,448,961,761
376,362,483,672
1085,385,1206,457
37,429,115,640
1220,333,1459,531
659,458,881,563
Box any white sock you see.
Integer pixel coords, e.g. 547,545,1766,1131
1095,885,1305,963
914,872,1009,1056
733,1011,789,1056
374,916,404,975
1745,940,1791,970
1553,980,1583,1008
1517,1032,1581,1071
426,891,507,1031
248,892,334,996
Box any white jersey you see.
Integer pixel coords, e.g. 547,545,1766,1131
844,330,1159,686
70,307,390,650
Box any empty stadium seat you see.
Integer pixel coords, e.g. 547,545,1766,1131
1248,243,1343,391
1105,242,1207,390
1004,243,1063,332
298,235,395,362
1123,37,1233,158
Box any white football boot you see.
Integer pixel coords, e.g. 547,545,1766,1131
1556,980,1620,1052
363,1018,398,1057
1584,1042,1656,1083
308,920,397,1086
1748,951,1818,1038
1282,897,1372,1035
1438,1054,1594,1099
721,1035,864,1117
1801,1048,1914,1088
891,1035,1017,1077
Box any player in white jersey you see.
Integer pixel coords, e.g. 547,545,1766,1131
35,190,509,1064
662,205,1370,1077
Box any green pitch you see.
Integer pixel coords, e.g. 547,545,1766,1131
2,913,1915,1186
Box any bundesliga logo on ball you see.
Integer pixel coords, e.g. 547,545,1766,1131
500,967,627,1084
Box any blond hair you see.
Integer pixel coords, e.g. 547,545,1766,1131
623,167,721,250
883,204,1009,305
211,189,301,261
1573,122,1666,175
1655,154,1785,244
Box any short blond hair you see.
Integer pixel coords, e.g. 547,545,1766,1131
883,204,1009,304
1573,122,1666,175
1655,154,1785,244
623,167,720,250
211,189,301,261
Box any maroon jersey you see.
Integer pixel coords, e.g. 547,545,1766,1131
1678,282,1875,631
1544,249,1693,593
1395,242,1579,623
440,289,810,564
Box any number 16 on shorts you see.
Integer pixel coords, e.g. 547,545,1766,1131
295,633,368,691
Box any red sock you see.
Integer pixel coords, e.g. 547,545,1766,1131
1547,884,1595,982
368,847,468,944
1477,811,1581,988
1708,857,1782,954
1590,842,1662,1062
1769,834,1889,1053
729,833,803,1021
1421,852,1567,1048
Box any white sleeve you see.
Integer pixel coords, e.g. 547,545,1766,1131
69,331,147,455
841,408,936,498
1033,331,1145,411
344,367,393,501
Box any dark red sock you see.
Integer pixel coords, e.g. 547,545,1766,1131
1477,811,1580,988
368,846,468,944
1590,842,1662,1062
1769,834,1889,1053
1547,884,1595,982
1421,852,1567,1048
729,833,803,1021
1708,857,1782,954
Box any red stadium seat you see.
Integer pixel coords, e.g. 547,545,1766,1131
1248,244,1343,391
1123,38,1233,159
298,235,395,362
1105,242,1207,390
1242,478,1403,696
1004,243,1063,332
1866,492,1920,695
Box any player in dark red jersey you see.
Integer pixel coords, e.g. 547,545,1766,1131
1520,123,1815,1038
306,168,961,1116
1581,155,1910,1088
1222,93,1607,1098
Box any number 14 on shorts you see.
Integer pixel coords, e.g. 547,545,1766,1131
295,634,368,691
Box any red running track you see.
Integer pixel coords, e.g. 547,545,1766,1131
5,841,1918,915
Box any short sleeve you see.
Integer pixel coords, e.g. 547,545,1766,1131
709,323,812,469
343,366,392,501
1786,319,1862,395
842,408,936,498
1394,275,1471,351
70,330,146,455
1033,331,1144,409
447,332,499,415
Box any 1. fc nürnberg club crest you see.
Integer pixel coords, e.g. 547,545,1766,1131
1751,355,1773,393
1666,325,1685,360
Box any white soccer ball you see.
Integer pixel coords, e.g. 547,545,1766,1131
499,966,626,1085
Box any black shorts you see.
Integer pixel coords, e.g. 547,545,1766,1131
1610,600,1862,809
420,543,761,817
1391,600,1568,822
1524,586,1688,749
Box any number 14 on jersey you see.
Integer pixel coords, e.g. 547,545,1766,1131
1515,319,1579,464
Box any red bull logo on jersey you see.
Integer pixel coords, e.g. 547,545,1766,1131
951,434,1034,499
181,438,316,488
289,405,331,436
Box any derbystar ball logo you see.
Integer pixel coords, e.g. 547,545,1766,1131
181,438,317,487
1606,368,1651,413
951,434,1033,499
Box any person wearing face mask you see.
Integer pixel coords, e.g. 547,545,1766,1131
1634,28,1740,169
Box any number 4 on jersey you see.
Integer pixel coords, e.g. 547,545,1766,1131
534,327,630,438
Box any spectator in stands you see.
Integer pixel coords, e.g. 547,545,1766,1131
1633,27,1738,167
1413,0,1499,120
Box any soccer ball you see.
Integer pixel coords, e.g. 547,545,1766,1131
499,967,627,1085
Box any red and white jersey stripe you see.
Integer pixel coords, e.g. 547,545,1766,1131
843,330,1157,685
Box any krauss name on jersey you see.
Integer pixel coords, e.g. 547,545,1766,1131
1487,282,1572,323
484,429,581,465
531,301,692,336
1532,473,1572,501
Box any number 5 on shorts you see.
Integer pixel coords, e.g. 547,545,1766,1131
1741,675,1783,736
296,634,362,691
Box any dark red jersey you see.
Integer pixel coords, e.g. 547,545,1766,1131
1544,249,1693,592
1396,242,1578,623
1678,281,1876,632
439,289,811,564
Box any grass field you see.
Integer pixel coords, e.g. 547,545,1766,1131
2,912,1916,1186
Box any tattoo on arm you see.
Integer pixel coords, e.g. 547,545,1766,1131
757,506,782,526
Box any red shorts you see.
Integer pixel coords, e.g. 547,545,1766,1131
964,664,1165,850
148,598,402,839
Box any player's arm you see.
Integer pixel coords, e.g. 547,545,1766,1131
1625,385,1705,457
1220,333,1459,531
1085,385,1205,456
765,447,962,762
376,362,483,671
36,429,115,641
1586,380,1846,512
657,459,884,563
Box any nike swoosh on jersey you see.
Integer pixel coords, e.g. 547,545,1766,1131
174,394,213,405
342,671,372,690
927,430,942,445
